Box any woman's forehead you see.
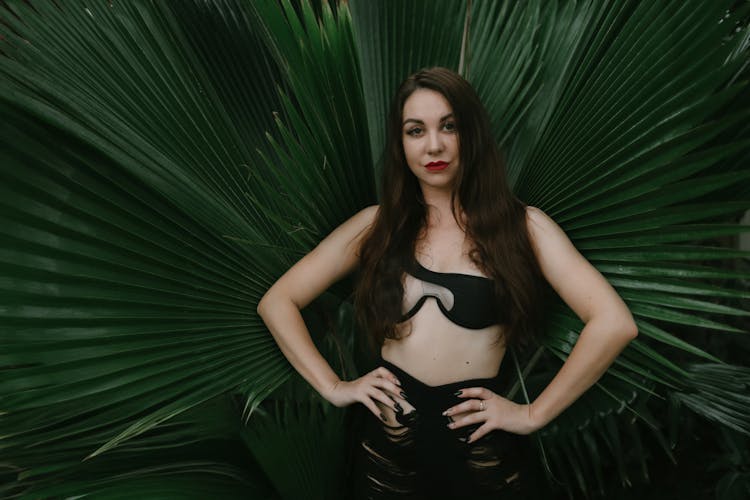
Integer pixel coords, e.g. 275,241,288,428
402,88,453,123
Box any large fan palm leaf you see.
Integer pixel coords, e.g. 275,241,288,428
1,0,748,497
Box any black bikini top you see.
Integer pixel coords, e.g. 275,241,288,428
402,261,507,329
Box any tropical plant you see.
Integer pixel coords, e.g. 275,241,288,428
1,0,748,498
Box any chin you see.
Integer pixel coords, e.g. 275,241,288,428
419,178,457,192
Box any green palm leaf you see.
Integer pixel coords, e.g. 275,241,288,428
242,397,347,500
0,0,296,462
349,0,466,170
2,395,275,498
1,0,749,497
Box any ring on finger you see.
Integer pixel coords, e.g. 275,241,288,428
478,400,485,411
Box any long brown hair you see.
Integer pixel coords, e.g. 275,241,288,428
355,67,544,353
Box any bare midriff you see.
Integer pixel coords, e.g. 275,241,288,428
381,297,507,386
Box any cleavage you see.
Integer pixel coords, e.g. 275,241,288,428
402,273,455,315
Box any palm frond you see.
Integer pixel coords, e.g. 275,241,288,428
0,0,297,462
243,0,376,261
9,463,268,500
242,397,347,500
349,0,466,172
2,396,274,499
1,0,749,497
672,363,750,436
468,0,545,147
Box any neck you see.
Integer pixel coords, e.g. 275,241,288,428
420,184,463,229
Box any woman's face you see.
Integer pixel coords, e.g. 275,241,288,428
401,88,460,192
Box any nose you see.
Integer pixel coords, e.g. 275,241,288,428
426,129,444,155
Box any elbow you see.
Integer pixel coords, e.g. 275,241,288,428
621,313,638,342
625,319,638,341
256,290,273,318
595,307,638,344
256,288,296,319
256,296,266,318
607,301,638,343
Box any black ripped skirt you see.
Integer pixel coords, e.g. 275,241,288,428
349,357,528,499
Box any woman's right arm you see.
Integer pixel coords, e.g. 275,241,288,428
256,205,402,419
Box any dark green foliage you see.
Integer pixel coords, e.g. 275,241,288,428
0,0,748,498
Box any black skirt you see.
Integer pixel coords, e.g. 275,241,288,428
349,357,529,499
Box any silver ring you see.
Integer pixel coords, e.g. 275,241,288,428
479,400,485,411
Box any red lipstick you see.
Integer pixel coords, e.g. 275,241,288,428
425,161,448,171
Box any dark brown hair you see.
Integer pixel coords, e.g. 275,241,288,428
355,67,544,353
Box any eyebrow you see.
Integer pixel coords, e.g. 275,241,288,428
402,113,454,126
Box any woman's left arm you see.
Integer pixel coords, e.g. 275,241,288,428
520,206,638,430
445,206,637,441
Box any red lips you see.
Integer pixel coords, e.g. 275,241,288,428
425,161,449,171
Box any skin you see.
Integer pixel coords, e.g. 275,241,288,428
380,89,505,391
257,87,638,441
401,88,460,194
445,205,638,442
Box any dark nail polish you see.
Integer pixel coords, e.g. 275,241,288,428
400,391,408,400
454,390,462,396
445,415,454,423
380,412,387,422
394,402,403,413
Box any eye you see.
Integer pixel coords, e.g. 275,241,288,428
442,121,456,132
405,127,423,137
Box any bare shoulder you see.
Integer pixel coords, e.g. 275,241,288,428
307,204,379,269
524,205,568,249
352,204,379,229
522,204,582,283
261,204,380,310
523,205,630,323
524,205,548,225
324,204,379,249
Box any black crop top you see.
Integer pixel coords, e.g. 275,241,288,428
402,261,506,329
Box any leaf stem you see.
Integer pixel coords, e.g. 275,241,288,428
458,0,473,77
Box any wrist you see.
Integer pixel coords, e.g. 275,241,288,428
526,402,546,433
320,378,343,404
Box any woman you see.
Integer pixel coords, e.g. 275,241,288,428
257,67,637,499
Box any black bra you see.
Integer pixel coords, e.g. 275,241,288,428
402,261,506,329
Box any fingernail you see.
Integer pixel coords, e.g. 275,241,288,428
454,390,462,396
394,402,403,413
400,391,408,400
445,415,454,423
395,379,402,386
380,413,387,422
